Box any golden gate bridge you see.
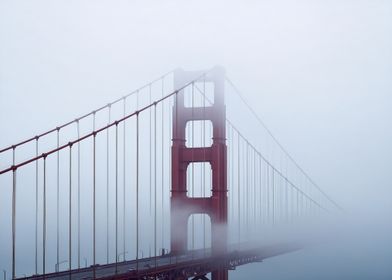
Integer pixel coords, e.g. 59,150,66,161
0,66,340,280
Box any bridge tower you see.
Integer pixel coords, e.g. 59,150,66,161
171,66,228,280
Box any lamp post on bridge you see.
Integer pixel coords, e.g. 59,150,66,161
117,251,128,262
54,260,67,272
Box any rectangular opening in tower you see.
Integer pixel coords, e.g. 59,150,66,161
187,213,212,250
185,120,213,148
186,162,212,198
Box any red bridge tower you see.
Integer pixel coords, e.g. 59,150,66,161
171,67,228,280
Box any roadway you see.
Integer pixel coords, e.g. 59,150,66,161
18,243,301,280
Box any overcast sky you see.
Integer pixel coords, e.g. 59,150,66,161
1,1,391,279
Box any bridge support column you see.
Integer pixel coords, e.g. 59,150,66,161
171,67,228,280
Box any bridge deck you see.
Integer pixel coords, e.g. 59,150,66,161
18,243,300,280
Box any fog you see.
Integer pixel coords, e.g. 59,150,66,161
1,0,392,279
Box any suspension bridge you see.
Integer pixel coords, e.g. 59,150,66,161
0,66,341,280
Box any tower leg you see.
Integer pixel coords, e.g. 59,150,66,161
212,269,228,280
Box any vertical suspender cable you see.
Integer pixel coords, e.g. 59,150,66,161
278,158,282,222
230,124,234,237
266,164,269,225
136,91,139,262
35,139,39,275
272,168,275,225
259,156,262,225
202,77,206,251
43,155,47,277
174,89,179,265
308,189,310,216
227,124,234,242
296,189,299,217
149,85,152,258
283,176,285,221
250,148,252,229
136,111,139,270
299,191,302,217
168,81,173,257
290,181,293,223
154,102,157,268
237,133,240,243
69,144,72,273
302,172,305,215
278,172,281,222
191,83,195,251
161,79,165,251
291,177,294,220
285,179,289,223
251,146,253,231
115,123,119,273
106,107,111,264
11,148,16,280
149,84,152,229
306,184,309,216
122,99,126,262
253,149,256,229
93,132,96,278
275,171,278,222
148,84,155,213
275,168,278,223
246,142,249,238
285,160,289,222
262,159,265,225
77,121,81,269
311,184,314,215
302,180,305,216
282,171,285,221
227,123,230,234
56,129,60,269
304,178,308,215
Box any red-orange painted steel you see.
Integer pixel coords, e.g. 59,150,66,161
171,67,228,280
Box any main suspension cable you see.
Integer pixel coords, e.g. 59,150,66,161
0,71,174,155
225,77,342,211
